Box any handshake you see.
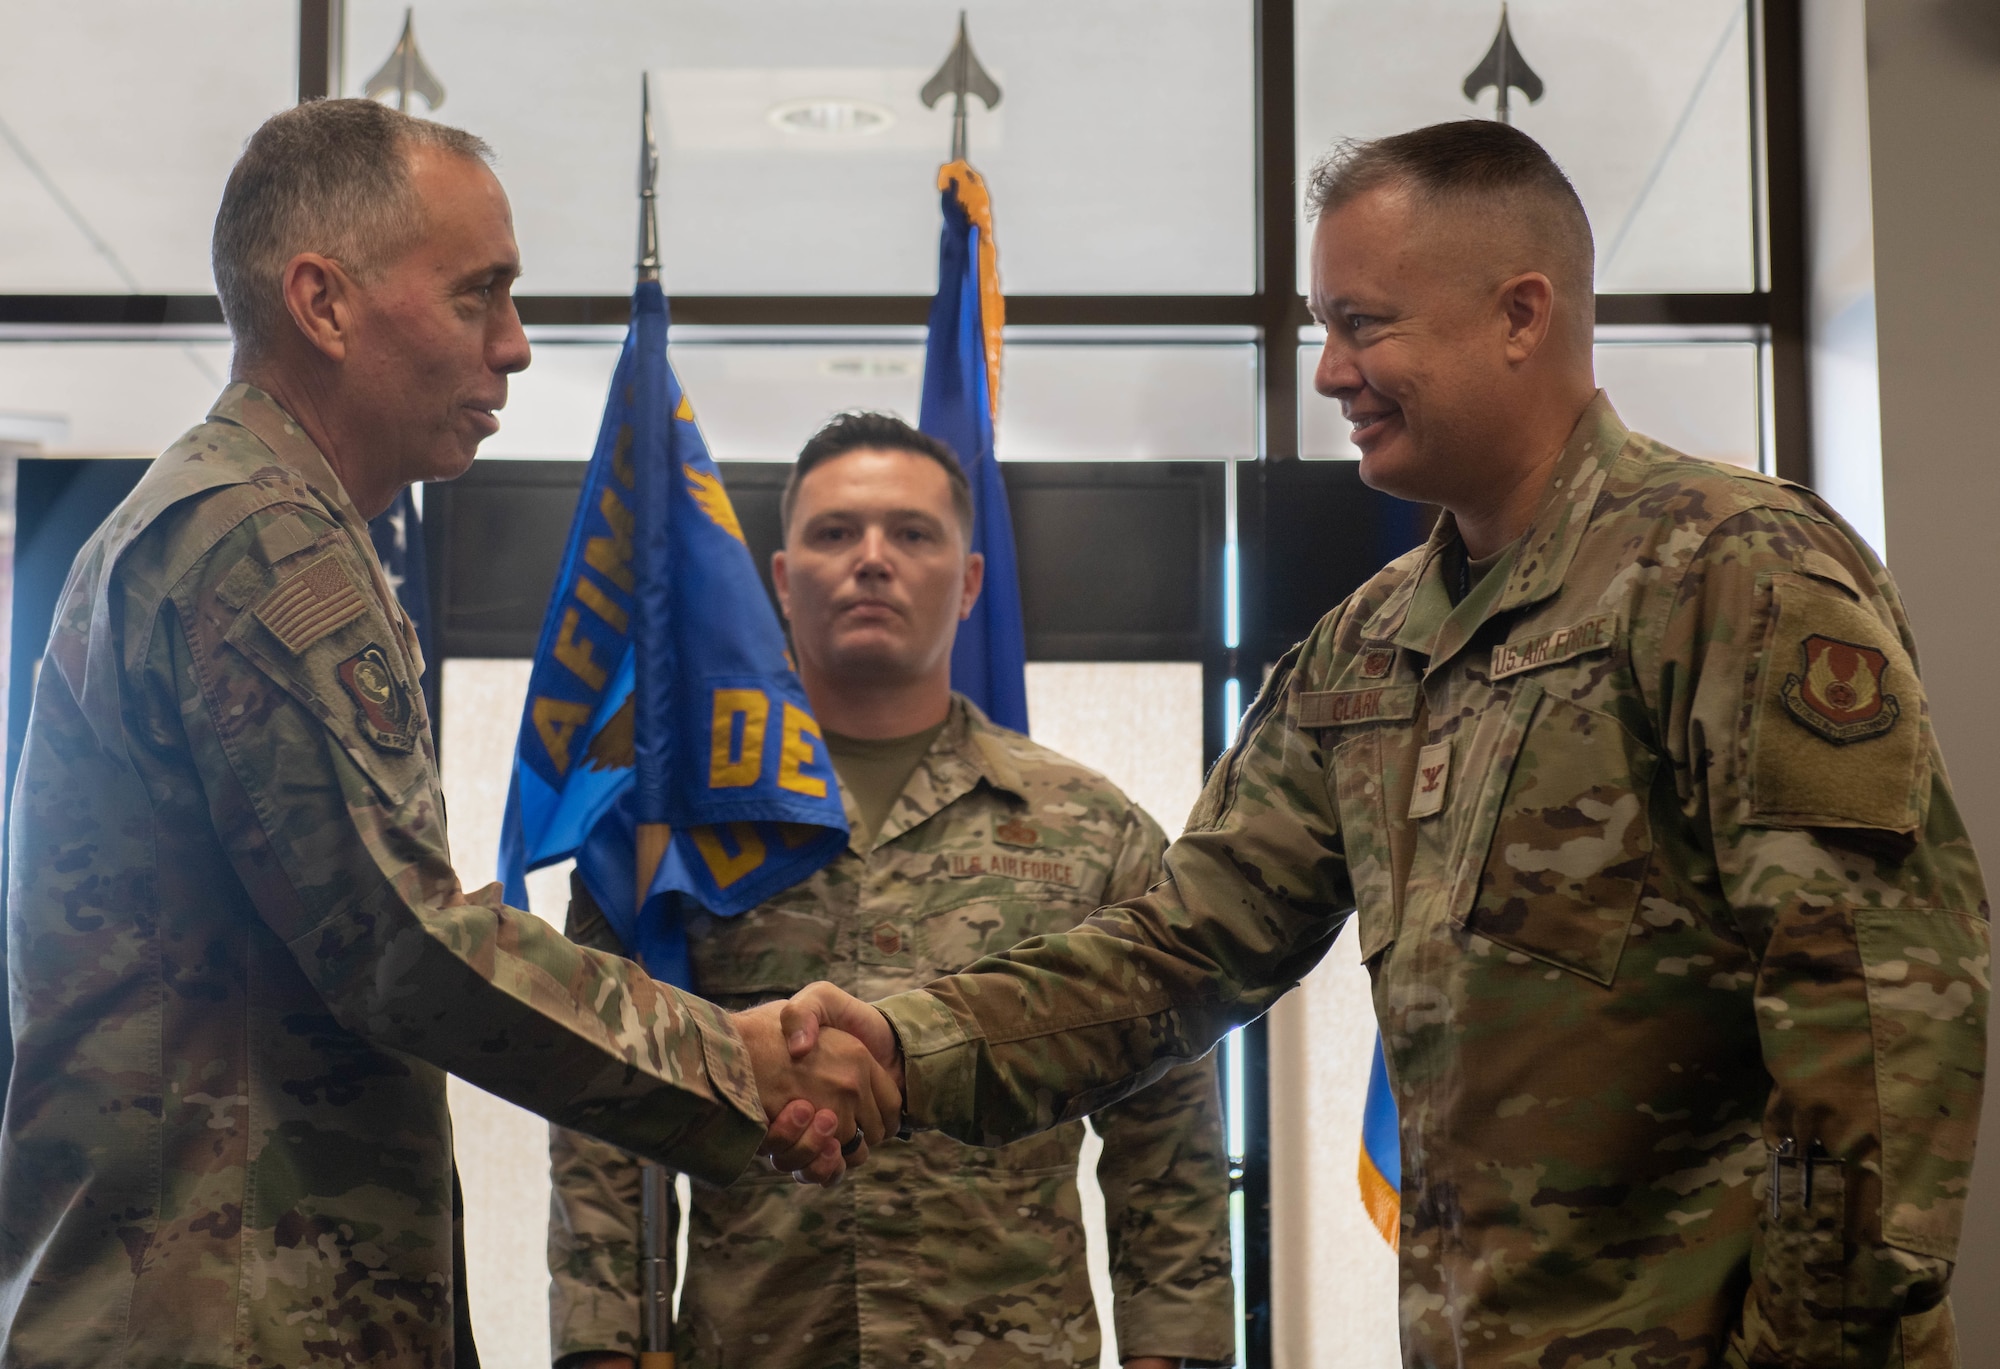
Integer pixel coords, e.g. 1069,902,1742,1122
731,983,903,1186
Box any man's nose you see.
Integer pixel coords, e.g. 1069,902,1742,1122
490,294,532,376
855,526,893,571
1314,334,1362,400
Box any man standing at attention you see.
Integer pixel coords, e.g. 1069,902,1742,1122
0,99,894,1368
550,412,1234,1369
786,122,1989,1365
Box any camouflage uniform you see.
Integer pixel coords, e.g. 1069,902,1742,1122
549,697,1235,1368
879,396,1988,1367
0,386,766,1368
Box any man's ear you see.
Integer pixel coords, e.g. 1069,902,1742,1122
281,252,354,363
771,548,792,619
959,551,985,622
1498,271,1556,365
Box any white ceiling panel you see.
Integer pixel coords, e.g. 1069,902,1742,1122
0,2,296,292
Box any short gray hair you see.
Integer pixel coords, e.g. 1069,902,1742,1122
1304,120,1594,318
212,98,493,359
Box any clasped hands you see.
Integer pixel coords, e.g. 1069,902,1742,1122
733,983,901,1186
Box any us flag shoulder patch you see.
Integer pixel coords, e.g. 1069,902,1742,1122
255,552,367,654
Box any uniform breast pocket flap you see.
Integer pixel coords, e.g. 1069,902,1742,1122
1456,684,1657,986
1330,730,1398,963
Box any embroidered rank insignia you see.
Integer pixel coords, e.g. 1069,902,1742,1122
337,644,419,752
1409,740,1451,819
1359,647,1396,679
1782,634,1900,744
994,817,1041,848
255,553,366,654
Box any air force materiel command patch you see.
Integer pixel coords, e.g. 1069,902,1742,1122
338,644,419,752
1783,634,1900,744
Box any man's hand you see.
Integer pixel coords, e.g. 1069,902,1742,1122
779,980,902,1074
734,1001,900,1187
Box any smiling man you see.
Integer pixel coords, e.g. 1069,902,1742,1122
0,99,892,1368
784,122,1989,1365
548,412,1233,1369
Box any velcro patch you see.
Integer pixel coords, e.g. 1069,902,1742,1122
337,643,419,753
1299,685,1419,728
946,848,1084,888
1491,612,1619,680
1750,573,1923,833
255,553,367,654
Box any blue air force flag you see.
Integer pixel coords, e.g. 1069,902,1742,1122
498,280,848,985
920,159,1028,733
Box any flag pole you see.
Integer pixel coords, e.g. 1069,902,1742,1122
633,75,676,1369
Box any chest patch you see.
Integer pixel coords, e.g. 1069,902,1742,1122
1409,740,1451,819
255,552,368,654
338,644,419,753
1359,647,1396,679
1782,634,1900,743
994,817,1041,848
947,848,1084,888
1299,684,1419,728
1490,612,1618,680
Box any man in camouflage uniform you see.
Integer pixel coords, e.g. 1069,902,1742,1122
0,100,891,1368
786,123,1989,1366
550,412,1234,1369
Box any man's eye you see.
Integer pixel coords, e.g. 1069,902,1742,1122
1347,314,1373,331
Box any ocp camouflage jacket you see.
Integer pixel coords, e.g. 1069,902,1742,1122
880,396,1988,1368
0,385,766,1368
549,696,1236,1369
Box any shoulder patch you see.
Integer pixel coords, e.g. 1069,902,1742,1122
337,643,420,752
1782,635,1899,744
1749,572,1924,833
255,552,368,654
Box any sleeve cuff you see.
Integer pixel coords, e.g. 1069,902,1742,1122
876,989,975,1135
676,991,768,1186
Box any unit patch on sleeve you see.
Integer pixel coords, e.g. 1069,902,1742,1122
1782,634,1900,744
337,644,419,753
1748,572,1925,833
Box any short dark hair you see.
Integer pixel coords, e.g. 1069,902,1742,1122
781,411,974,537
1304,120,1593,321
213,98,493,360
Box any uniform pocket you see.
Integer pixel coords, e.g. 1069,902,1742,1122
1856,906,1989,1260
1330,730,1398,963
1758,1143,1847,1364
1457,685,1656,986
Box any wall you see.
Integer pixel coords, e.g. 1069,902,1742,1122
1804,0,1884,555
1865,0,2000,1356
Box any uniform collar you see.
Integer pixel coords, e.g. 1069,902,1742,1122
206,383,421,671
863,693,1028,851
206,383,372,534
1362,392,1629,668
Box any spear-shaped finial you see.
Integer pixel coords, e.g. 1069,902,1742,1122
362,8,446,113
920,11,1002,163
637,73,661,283
1462,3,1543,126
